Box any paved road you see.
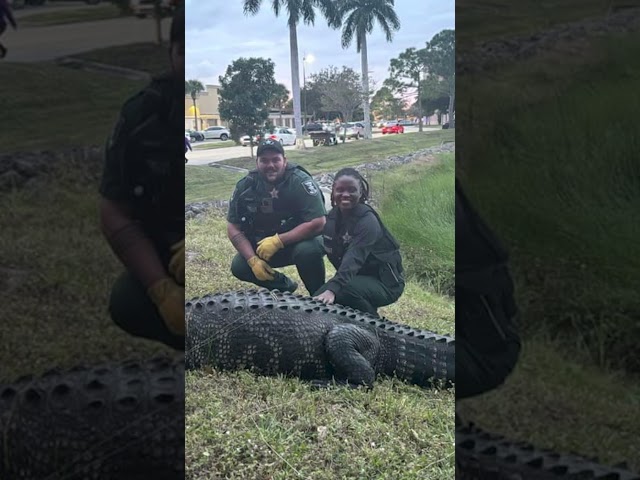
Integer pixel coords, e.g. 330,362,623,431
185,126,441,166
4,15,171,62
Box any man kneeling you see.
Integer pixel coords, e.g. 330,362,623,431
226,140,326,294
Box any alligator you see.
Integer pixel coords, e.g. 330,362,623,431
0,355,184,480
456,421,640,480
185,288,455,389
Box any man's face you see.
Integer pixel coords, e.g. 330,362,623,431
256,151,287,183
170,40,185,80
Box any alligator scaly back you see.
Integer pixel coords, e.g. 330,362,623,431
456,422,640,479
185,288,455,389
0,356,184,479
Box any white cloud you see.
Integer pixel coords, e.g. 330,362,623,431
186,0,454,92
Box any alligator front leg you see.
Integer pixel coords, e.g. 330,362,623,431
323,324,381,388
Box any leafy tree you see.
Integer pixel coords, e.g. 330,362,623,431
310,66,364,143
424,29,455,127
337,0,400,139
243,0,339,148
185,79,205,131
370,86,404,121
419,74,449,123
385,47,427,131
218,57,277,155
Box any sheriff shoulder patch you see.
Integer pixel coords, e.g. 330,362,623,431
302,180,318,196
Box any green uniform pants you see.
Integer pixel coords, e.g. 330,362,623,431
108,271,184,351
231,237,326,296
456,283,521,399
314,275,402,316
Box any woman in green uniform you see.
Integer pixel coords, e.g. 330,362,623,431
313,168,405,316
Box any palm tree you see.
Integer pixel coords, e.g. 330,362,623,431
185,80,205,130
337,0,400,140
243,0,339,149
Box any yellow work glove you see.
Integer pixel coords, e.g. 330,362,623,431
256,234,284,261
168,239,184,286
247,255,275,281
147,277,185,336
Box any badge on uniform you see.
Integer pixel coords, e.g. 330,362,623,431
302,180,318,196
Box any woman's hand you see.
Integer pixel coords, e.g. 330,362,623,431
313,290,336,305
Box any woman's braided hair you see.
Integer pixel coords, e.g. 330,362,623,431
331,168,370,208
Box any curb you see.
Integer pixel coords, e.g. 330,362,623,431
55,56,151,81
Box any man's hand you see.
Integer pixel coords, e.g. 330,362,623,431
147,278,184,335
168,239,184,285
256,234,284,261
314,290,336,305
247,255,275,281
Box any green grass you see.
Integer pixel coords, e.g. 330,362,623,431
72,42,171,77
456,25,640,474
0,63,145,153
185,131,455,203
457,335,640,472
185,155,455,478
221,131,454,173
0,47,176,377
458,32,640,370
372,154,455,295
192,141,236,151
20,4,123,27
456,0,618,44
0,154,175,382
185,167,244,203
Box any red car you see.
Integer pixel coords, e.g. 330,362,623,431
381,122,404,134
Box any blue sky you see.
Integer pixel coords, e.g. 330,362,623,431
185,0,454,99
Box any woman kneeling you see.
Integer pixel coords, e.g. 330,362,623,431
313,168,405,316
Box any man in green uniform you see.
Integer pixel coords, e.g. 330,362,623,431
98,6,184,351
227,139,326,294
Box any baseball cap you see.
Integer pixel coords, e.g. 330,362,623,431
256,139,285,157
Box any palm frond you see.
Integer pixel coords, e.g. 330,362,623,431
242,0,262,15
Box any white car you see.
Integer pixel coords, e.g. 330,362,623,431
261,128,297,146
202,126,230,141
240,134,261,146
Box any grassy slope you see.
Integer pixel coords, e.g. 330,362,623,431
0,49,175,380
456,0,615,44
185,157,455,479
0,63,144,153
456,10,640,472
185,130,454,203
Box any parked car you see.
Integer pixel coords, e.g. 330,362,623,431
202,126,230,141
381,122,404,134
130,0,174,18
185,129,204,141
338,122,364,139
261,127,297,146
303,122,324,133
240,133,262,146
397,119,415,126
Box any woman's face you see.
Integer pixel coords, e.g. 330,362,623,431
333,175,361,211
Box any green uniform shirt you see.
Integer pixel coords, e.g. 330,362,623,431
99,73,184,260
227,163,326,240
